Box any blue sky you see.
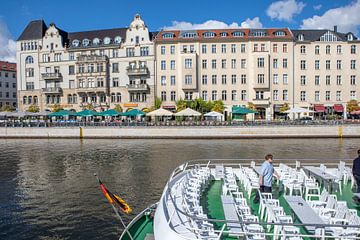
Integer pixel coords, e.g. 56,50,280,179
1,0,360,62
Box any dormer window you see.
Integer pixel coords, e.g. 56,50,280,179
72,39,80,47
181,32,198,38
203,32,215,38
232,31,245,37
114,36,122,44
348,34,354,41
220,32,228,37
253,31,266,37
103,37,111,44
82,39,90,47
274,31,286,36
298,34,304,41
162,32,174,39
93,38,100,45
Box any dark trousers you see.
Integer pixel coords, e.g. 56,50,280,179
254,186,272,203
355,175,360,193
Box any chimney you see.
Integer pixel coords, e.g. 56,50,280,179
334,25,338,32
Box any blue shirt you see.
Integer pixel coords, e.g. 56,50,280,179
261,161,274,187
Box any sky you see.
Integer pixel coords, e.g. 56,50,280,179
0,0,359,62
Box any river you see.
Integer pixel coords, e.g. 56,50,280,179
0,138,359,239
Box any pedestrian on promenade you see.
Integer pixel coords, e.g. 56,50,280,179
352,149,360,193
254,154,279,203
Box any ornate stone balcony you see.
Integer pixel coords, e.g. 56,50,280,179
41,72,62,81
126,66,149,76
252,98,270,105
126,84,149,91
42,87,63,94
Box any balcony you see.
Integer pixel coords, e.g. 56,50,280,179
41,72,62,81
42,87,63,94
126,84,149,91
77,55,107,62
126,66,149,76
76,87,107,93
252,98,270,105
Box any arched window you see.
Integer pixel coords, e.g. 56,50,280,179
232,31,244,37
162,32,174,39
111,93,116,102
203,32,215,38
315,45,320,54
351,45,356,54
73,94,77,103
298,34,304,41
326,45,331,54
116,93,121,102
23,96,27,104
220,32,228,37
34,96,38,104
93,38,100,45
67,94,73,104
337,45,342,54
274,31,285,36
25,56,34,64
114,36,122,44
46,95,51,104
348,34,354,41
56,95,61,104
82,39,90,46
28,96,32,104
103,37,111,44
72,39,80,47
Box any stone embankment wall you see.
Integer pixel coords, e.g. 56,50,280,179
0,125,358,139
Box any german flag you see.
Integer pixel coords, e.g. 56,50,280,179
98,179,132,214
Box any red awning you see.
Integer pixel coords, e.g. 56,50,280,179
314,104,325,113
333,104,344,112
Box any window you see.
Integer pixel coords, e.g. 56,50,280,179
232,90,237,101
97,63,104,73
326,75,331,85
315,60,320,70
351,45,356,54
315,76,320,85
273,90,278,101
69,65,75,75
126,48,135,57
298,34,304,41
162,32,174,39
161,91,166,101
25,56,34,64
26,68,34,77
161,61,166,70
171,91,176,101
232,31,244,37
300,75,306,85
231,59,236,69
202,59,207,69
211,44,216,53
351,60,356,69
321,32,339,42
241,75,247,84
283,90,288,101
283,74,288,85
315,91,320,102
300,45,306,54
273,59,278,69
12,83,16,88
222,90,227,101
221,75,227,85
220,32,228,37
201,44,207,54
315,45,320,55
221,44,226,53
161,46,166,55
112,63,119,72
261,44,265,52
140,47,149,56
185,59,192,69
337,45,342,54
337,60,342,70
300,91,306,101
116,93,121,102
212,59,216,69
212,91,217,101
325,91,330,101
273,44,278,53
300,60,306,70
221,59,226,69
231,75,236,84
170,45,175,54
202,75,207,85
283,59,288,68
161,76,166,86
69,53,75,61
283,44,288,53
185,75,192,85
257,74,265,84
231,44,236,53
112,78,119,87
254,44,258,52
350,91,356,100
256,91,264,100
202,91,208,101
204,32,215,38
54,53,62,62
241,90,247,101
273,74,279,84
336,91,342,101
326,60,330,70
170,76,176,85
26,82,34,90
212,75,217,85
257,58,264,68
351,75,356,85
5,82,9,88
68,94,73,104
274,31,285,36
241,44,246,53
336,75,342,85
88,63,95,73
326,45,330,54
42,54,50,62
241,59,246,69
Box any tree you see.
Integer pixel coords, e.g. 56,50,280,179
175,99,187,112
83,103,94,110
211,100,225,113
52,104,63,112
247,102,256,111
347,100,360,113
280,103,290,113
1,105,15,112
154,97,162,109
27,105,40,113
114,104,123,112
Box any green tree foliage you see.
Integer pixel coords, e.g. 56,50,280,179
280,103,290,113
52,104,63,112
347,100,360,112
247,102,256,111
154,97,162,110
175,99,187,112
211,100,225,113
114,104,123,112
1,105,15,112
27,105,40,113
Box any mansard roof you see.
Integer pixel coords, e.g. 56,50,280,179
17,20,48,41
291,29,357,42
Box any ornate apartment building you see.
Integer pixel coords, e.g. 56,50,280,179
16,14,155,112
0,61,17,109
16,15,360,120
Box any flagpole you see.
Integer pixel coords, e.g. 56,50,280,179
111,204,134,240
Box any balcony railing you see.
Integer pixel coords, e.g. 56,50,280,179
77,55,107,62
252,98,270,105
126,84,149,91
42,87,63,93
41,72,62,80
126,66,149,75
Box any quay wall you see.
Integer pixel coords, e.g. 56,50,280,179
0,125,359,139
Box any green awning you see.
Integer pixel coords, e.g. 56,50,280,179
48,110,77,117
96,109,121,117
120,109,145,117
76,109,97,117
232,106,257,115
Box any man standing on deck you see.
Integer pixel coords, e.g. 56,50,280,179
352,149,360,193
254,154,279,203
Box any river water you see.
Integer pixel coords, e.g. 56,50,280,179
0,138,359,240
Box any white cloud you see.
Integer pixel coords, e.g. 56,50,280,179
163,17,263,30
301,0,360,34
0,20,16,63
267,0,306,22
313,4,322,10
